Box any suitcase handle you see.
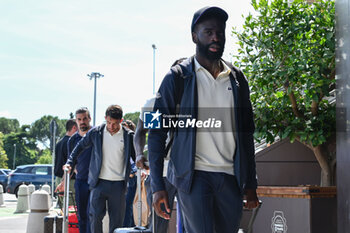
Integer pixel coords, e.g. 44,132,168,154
62,167,70,233
242,200,262,233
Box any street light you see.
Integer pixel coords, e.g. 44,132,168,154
13,144,16,170
152,44,157,94
87,72,104,126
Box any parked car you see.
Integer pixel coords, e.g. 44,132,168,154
7,164,53,197
0,168,11,192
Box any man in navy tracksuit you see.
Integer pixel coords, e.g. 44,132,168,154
66,105,135,233
67,107,93,233
148,6,259,233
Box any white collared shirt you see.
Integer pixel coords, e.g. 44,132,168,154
194,58,236,175
99,126,125,180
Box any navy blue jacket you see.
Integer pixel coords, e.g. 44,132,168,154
67,132,92,180
66,124,136,189
148,56,257,194
54,135,70,178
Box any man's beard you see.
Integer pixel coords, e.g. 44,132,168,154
197,40,224,61
79,124,89,132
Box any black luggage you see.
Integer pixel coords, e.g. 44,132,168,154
114,168,152,233
44,215,63,233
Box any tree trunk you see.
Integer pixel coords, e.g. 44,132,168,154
311,145,333,186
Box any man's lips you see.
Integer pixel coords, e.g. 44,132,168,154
209,44,221,52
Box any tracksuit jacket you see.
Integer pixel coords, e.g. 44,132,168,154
148,56,258,194
66,124,135,189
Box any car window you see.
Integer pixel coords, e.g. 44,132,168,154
4,170,11,175
14,167,32,173
22,167,33,173
0,170,5,175
33,167,48,175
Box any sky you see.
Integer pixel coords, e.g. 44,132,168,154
0,0,254,126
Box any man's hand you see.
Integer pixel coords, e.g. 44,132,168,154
153,190,171,220
244,189,259,209
136,155,149,170
55,181,65,193
62,164,72,173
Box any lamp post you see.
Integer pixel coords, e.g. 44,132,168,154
152,44,157,94
12,144,16,170
50,119,57,203
87,72,104,126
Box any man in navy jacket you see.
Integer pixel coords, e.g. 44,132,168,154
148,6,259,233
66,105,135,233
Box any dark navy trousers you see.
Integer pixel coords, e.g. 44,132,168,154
75,178,91,233
177,171,243,233
89,179,126,233
123,175,136,227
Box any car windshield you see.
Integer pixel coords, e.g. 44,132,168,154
14,167,32,173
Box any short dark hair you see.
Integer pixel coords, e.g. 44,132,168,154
66,119,77,132
75,107,91,119
105,105,123,120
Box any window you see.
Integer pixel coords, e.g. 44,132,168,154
33,167,48,175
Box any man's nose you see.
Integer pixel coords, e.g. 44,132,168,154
211,33,219,42
211,32,223,42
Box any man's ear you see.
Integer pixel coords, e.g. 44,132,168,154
192,31,198,44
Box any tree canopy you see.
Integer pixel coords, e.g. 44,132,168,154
233,0,335,186
0,117,20,134
0,132,9,168
36,149,52,164
124,112,140,126
30,115,66,149
4,131,38,169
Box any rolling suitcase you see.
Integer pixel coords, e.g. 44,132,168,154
68,207,79,233
44,215,63,233
239,200,262,233
114,168,152,233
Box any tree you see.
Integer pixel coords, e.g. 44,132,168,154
36,149,52,164
0,117,20,134
233,0,335,186
30,115,66,149
124,112,140,126
0,132,9,168
4,131,38,168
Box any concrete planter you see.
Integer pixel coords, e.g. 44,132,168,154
252,186,336,233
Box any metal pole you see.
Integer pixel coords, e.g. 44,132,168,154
12,144,16,170
152,44,157,95
62,167,70,233
136,168,142,227
51,123,56,203
87,72,104,126
93,76,97,126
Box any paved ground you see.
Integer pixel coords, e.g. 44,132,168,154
0,193,29,233
0,192,110,233
0,193,246,233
